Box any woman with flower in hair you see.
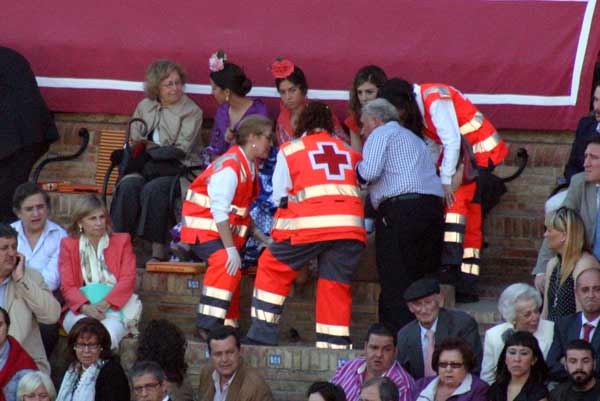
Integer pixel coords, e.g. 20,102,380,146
345,65,387,152
271,58,349,145
202,50,269,164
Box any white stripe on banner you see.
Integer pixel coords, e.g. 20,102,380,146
35,0,596,107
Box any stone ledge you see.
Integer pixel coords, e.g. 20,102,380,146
119,337,362,401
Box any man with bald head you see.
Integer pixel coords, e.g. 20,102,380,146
548,268,600,381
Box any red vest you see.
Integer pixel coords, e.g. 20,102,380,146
181,145,259,248
271,131,366,245
420,83,508,168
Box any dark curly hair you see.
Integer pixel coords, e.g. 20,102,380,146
495,331,548,386
431,336,477,372
379,78,424,138
275,64,308,96
210,62,252,97
136,319,188,384
295,102,335,136
348,65,387,129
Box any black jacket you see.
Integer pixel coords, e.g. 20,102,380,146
0,47,58,159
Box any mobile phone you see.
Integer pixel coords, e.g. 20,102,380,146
14,255,21,267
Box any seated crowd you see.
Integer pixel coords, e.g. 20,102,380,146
2,50,600,401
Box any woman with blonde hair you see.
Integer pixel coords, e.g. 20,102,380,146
180,115,273,339
541,207,600,321
59,195,140,350
110,59,203,262
17,371,56,401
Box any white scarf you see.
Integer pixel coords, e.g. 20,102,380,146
56,360,106,401
79,234,116,286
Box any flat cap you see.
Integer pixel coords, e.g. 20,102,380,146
403,278,440,302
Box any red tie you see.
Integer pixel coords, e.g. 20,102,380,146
583,323,595,342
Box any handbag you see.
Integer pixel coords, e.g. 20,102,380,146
141,146,185,180
79,283,142,333
451,137,479,190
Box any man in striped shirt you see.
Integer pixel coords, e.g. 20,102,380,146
331,323,414,401
356,98,444,334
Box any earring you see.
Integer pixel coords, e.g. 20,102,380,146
78,225,83,233
251,143,256,148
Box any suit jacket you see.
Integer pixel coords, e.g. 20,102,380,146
533,172,597,275
480,320,554,384
5,268,61,375
564,115,600,183
59,233,136,313
198,360,274,401
396,308,483,380
547,312,600,381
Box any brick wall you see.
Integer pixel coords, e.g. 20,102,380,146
40,112,574,296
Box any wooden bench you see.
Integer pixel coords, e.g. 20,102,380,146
145,260,258,276
35,128,126,197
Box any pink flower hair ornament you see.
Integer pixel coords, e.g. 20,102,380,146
209,50,227,72
270,58,295,79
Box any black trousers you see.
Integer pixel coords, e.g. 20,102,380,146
375,194,444,334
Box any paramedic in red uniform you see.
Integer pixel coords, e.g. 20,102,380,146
245,102,366,349
180,115,273,339
381,78,508,303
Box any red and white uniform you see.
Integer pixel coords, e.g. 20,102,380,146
415,83,508,277
246,131,365,348
181,145,259,329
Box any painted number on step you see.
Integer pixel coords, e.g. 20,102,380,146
187,279,200,289
269,354,281,366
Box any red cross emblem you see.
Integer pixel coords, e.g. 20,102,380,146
308,142,352,180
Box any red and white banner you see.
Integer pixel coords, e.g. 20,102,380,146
4,0,600,130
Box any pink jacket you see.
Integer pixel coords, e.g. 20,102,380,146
59,233,136,313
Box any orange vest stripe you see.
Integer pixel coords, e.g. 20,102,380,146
271,132,366,245
180,145,258,247
420,83,508,167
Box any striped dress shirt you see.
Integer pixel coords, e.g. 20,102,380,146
331,357,414,401
357,120,443,209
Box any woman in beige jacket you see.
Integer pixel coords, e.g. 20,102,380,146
541,207,600,321
110,60,203,261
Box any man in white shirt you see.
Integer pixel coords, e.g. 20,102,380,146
131,361,171,401
547,268,600,381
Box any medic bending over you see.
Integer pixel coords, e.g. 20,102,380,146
180,115,274,339
245,102,366,349
380,79,508,303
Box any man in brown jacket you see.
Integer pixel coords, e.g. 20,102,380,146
198,326,273,401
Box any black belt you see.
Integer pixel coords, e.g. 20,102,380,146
380,193,439,209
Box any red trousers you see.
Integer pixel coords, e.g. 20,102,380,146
443,181,482,277
197,248,242,329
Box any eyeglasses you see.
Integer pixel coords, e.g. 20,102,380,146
133,382,161,394
74,343,101,351
438,362,464,369
160,80,182,89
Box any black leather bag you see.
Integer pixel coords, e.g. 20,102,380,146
141,146,185,180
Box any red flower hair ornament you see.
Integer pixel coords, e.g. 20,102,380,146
270,58,295,79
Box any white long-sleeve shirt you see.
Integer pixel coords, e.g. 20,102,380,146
11,220,67,291
207,148,255,223
414,83,461,185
